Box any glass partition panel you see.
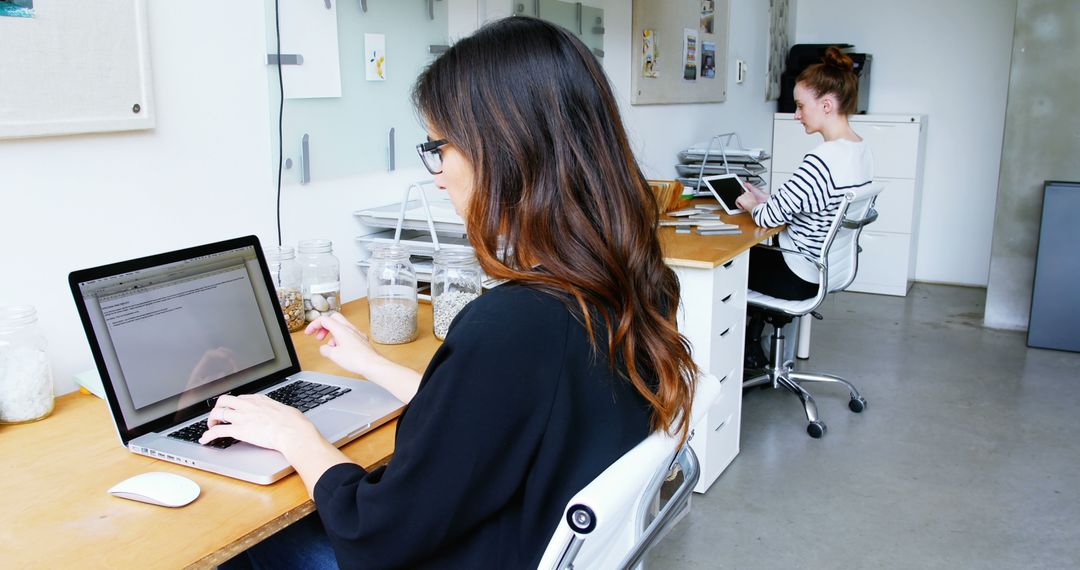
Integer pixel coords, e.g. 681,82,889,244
512,1,605,62
265,1,449,184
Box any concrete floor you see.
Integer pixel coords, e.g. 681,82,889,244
648,283,1080,569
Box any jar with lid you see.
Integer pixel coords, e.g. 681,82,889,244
265,246,305,332
367,244,418,345
0,305,55,424
431,249,482,340
298,239,341,323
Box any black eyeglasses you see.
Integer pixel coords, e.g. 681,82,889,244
416,139,448,175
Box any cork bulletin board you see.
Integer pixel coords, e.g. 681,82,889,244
631,0,730,105
0,0,155,139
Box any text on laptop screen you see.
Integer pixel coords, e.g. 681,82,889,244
77,246,293,429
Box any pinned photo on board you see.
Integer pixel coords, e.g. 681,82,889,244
701,42,716,78
683,28,698,81
0,0,34,18
700,0,715,34
642,28,658,78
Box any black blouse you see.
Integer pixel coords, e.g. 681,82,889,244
313,283,652,568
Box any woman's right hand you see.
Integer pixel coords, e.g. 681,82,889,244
736,191,762,212
741,180,770,202
304,311,423,403
304,312,385,377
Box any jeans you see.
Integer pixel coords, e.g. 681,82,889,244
220,513,339,570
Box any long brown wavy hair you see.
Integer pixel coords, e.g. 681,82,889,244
412,17,697,441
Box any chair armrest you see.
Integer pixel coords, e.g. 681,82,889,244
841,207,878,230
618,446,700,570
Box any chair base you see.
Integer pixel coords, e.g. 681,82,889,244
743,320,866,438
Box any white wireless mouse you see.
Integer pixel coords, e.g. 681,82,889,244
107,471,201,508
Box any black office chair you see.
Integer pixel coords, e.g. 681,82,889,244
743,184,883,438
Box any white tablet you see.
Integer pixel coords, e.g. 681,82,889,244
701,174,747,215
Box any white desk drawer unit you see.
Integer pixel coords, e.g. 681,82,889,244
673,251,749,493
769,113,927,296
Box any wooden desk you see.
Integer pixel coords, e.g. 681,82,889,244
659,204,781,269
657,206,782,492
0,214,778,566
0,299,442,569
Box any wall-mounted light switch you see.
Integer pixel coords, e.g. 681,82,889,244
736,60,747,84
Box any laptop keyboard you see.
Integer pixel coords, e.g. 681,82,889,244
167,381,352,448
266,380,352,412
169,420,240,448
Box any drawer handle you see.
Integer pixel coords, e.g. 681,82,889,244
719,327,731,337
722,260,734,269
717,373,729,384
720,293,733,303
714,419,727,432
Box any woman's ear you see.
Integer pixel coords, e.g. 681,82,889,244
821,96,834,116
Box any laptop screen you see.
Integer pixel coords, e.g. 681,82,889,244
71,237,298,437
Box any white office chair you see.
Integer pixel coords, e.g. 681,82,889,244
537,373,722,570
743,184,883,438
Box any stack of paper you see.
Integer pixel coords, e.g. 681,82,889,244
660,220,742,236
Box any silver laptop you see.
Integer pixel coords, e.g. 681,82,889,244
69,235,404,485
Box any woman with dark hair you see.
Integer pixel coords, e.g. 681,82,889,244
736,46,874,368
204,17,697,569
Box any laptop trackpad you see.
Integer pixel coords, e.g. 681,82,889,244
308,407,371,440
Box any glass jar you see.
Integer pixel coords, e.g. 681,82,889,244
298,239,341,324
367,244,418,345
0,306,55,424
265,246,305,332
431,249,482,340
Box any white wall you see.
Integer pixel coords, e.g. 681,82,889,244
1,1,277,395
795,0,1017,287
0,0,782,396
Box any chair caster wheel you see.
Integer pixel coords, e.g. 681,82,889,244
807,421,826,438
849,397,867,413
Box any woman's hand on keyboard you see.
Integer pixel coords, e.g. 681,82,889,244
200,394,319,454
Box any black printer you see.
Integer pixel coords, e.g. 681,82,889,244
777,43,872,114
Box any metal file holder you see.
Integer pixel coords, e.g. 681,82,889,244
392,180,442,251
678,132,769,193
695,132,742,182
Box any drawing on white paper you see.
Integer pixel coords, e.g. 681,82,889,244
365,33,386,81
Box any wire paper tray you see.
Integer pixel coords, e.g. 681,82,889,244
681,146,769,161
675,163,763,178
354,199,466,234
356,229,471,257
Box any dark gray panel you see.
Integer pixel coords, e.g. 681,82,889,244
1028,181,1080,352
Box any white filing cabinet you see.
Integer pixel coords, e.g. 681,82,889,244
672,252,749,493
769,113,927,296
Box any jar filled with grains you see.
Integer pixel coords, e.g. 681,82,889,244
0,305,54,424
367,244,418,345
298,239,341,324
265,246,305,332
431,249,482,340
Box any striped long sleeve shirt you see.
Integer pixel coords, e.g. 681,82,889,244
751,139,874,282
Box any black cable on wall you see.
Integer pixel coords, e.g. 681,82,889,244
274,0,285,246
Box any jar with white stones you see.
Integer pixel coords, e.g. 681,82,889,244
367,244,418,345
0,305,55,424
431,249,482,340
298,239,341,323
